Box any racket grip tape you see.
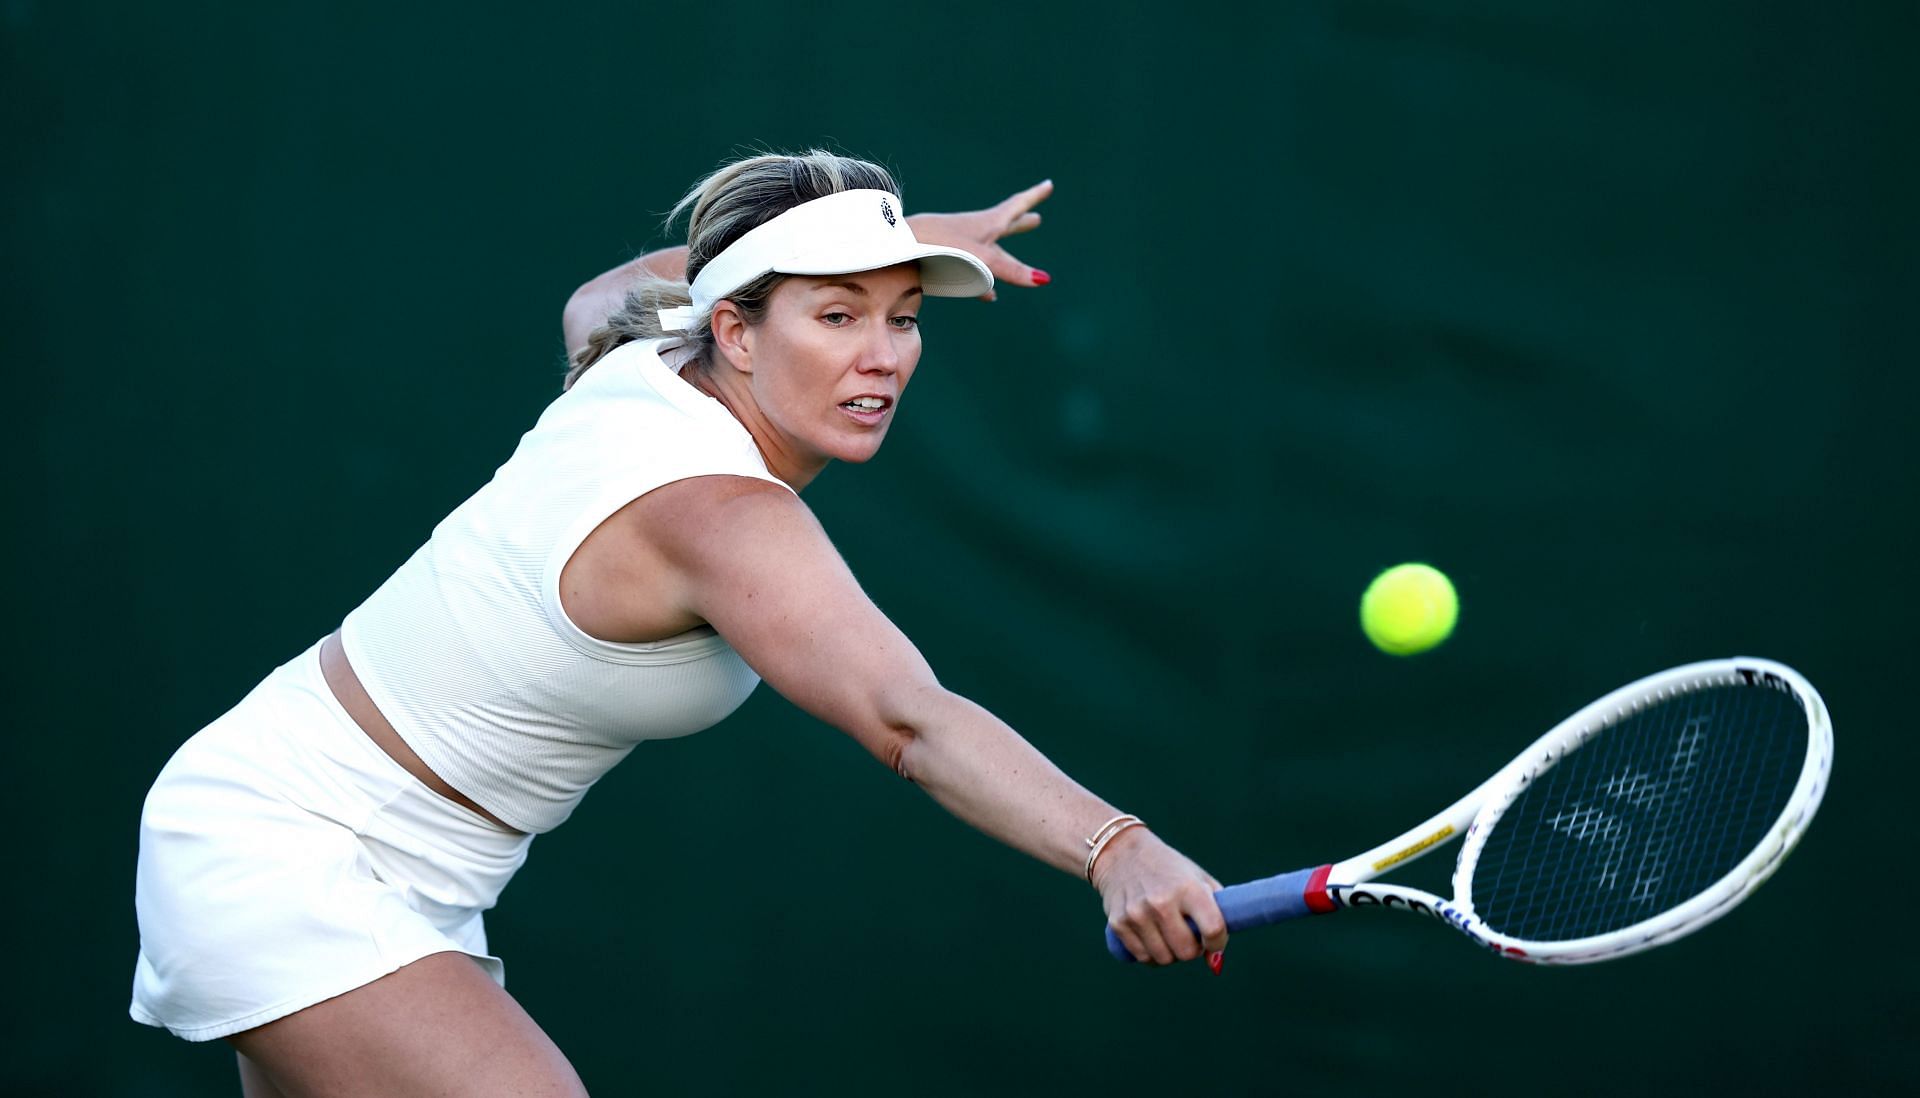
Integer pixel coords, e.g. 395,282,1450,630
1104,864,1334,962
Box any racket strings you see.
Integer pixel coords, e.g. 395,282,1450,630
1468,682,1807,943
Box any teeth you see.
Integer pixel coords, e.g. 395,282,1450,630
845,397,887,410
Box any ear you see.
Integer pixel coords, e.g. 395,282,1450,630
709,300,754,374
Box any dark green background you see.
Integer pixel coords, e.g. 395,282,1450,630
6,1,1913,1094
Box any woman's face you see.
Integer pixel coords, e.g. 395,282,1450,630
740,263,925,468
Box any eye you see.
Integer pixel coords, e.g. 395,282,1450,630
890,314,920,331
821,311,853,327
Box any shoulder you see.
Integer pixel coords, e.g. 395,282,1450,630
596,474,821,584
563,473,814,636
559,471,807,642
641,475,819,552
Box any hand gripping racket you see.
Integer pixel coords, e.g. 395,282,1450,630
1106,657,1831,964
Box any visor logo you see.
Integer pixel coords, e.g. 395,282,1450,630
880,198,896,226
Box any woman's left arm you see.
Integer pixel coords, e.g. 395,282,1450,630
559,180,1055,358
561,247,689,360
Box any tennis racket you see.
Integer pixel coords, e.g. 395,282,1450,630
1106,657,1831,964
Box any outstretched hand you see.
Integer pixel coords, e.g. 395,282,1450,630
908,180,1054,300
1094,827,1229,969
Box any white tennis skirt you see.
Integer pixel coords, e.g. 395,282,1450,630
130,640,533,1042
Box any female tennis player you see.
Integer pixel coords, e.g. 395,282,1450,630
131,150,1227,1096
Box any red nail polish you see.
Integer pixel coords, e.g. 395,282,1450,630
1207,951,1224,975
1030,269,1051,286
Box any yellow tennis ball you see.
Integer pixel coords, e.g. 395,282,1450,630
1360,563,1459,656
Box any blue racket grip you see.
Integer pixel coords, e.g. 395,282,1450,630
1104,865,1332,962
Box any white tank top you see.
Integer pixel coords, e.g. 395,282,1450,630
341,338,792,833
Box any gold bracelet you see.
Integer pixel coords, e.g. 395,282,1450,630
1084,818,1146,886
1085,814,1140,851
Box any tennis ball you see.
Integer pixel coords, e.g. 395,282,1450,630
1359,563,1458,656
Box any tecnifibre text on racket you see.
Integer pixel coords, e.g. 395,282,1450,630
1106,657,1831,965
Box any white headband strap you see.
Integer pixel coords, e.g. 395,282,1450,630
657,304,698,332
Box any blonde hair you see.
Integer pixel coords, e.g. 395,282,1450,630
566,150,900,389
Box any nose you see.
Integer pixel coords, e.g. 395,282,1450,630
857,321,901,376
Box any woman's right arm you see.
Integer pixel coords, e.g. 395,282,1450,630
603,474,1227,966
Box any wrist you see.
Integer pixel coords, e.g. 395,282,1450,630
1084,814,1149,887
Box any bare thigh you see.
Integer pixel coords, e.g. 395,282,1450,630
237,1052,288,1098
227,951,587,1098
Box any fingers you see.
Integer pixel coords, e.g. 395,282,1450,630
986,182,1050,290
1110,916,1174,966
1154,905,1206,963
1002,210,1043,237
990,262,1049,290
984,244,1049,290
1111,894,1182,965
1190,888,1228,974
1109,921,1149,963
994,178,1054,220
1115,898,1213,965
1170,882,1228,961
1193,896,1229,955
915,181,1051,297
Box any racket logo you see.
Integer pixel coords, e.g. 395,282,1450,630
1331,885,1443,920
1737,667,1791,693
1543,719,1708,905
1327,885,1527,958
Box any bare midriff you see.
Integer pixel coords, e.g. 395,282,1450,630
319,631,522,834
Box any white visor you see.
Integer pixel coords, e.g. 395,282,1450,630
658,189,994,332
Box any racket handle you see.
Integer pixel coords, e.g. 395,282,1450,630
1104,864,1333,962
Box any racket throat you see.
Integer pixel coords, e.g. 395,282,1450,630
1325,883,1527,959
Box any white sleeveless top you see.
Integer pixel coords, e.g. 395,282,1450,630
341,339,792,833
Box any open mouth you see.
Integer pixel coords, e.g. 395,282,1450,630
840,395,893,414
